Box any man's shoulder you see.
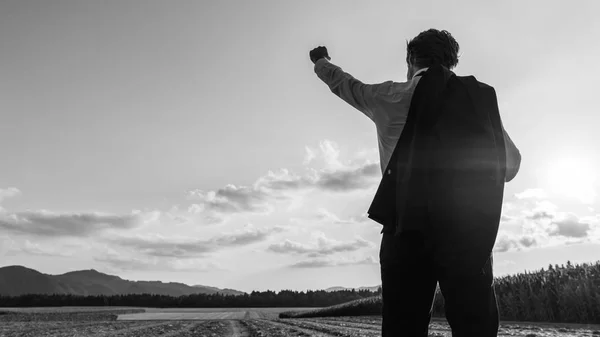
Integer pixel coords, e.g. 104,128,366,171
455,74,494,91
373,79,419,95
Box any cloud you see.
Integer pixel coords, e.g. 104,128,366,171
0,187,20,203
132,210,161,225
518,236,538,248
0,236,18,256
213,225,284,246
164,210,190,225
268,240,312,254
515,188,548,200
188,186,275,215
314,208,353,224
20,240,75,257
302,140,346,170
500,214,514,222
493,199,597,252
0,188,21,211
522,199,558,222
312,209,371,225
107,225,285,258
268,232,374,257
548,213,590,238
289,256,377,269
257,164,380,193
520,200,591,238
0,211,141,237
349,212,371,223
493,232,523,253
526,211,554,221
494,231,540,253
0,237,79,257
95,252,224,273
185,140,381,224
318,140,343,170
494,260,516,268
303,146,316,165
315,164,380,192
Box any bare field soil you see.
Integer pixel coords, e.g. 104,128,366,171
2,308,600,336
119,307,321,321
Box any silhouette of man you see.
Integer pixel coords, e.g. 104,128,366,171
310,29,521,336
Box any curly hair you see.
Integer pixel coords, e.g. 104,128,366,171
406,29,460,69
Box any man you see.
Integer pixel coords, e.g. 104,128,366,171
309,29,521,337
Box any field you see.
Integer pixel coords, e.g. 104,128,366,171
3,307,600,336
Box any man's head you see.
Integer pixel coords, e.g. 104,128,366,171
406,29,460,80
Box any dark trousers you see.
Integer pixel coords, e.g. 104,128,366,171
379,228,499,337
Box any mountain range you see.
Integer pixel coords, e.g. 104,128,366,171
0,265,382,297
0,265,245,297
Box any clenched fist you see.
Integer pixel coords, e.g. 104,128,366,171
309,46,331,64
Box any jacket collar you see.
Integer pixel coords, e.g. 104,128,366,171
412,67,429,79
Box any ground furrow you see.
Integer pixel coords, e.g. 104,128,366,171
4,321,157,337
90,321,190,337
187,320,232,337
229,320,250,337
244,319,338,337
274,318,381,337
268,320,366,337
154,322,199,337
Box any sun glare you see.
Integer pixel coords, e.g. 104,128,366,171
542,158,598,204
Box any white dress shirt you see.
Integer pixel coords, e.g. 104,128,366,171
314,58,521,182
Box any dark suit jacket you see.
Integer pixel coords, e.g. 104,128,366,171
368,64,507,268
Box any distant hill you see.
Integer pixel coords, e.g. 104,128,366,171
192,284,245,296
0,265,245,297
324,285,381,293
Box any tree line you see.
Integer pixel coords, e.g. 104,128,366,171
0,288,382,308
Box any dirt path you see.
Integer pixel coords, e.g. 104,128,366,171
257,319,341,337
229,320,249,337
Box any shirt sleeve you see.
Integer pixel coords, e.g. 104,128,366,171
502,124,521,182
314,58,383,122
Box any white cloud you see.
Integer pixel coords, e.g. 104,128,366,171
267,231,375,257
132,209,162,225
184,140,380,225
0,211,142,237
0,237,81,257
303,146,316,165
106,224,286,258
0,187,20,201
515,188,548,200
0,236,18,257
21,240,75,257
289,255,377,268
319,140,343,170
314,208,352,224
0,187,21,211
548,213,591,238
492,187,600,252
95,251,225,273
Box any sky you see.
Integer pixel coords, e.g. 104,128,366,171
1,0,600,293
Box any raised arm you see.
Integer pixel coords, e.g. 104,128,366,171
314,58,382,121
309,46,382,122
